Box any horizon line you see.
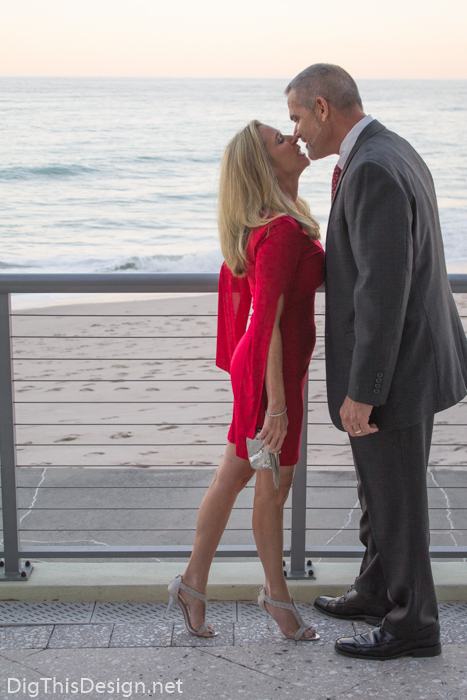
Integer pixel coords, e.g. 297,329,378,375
1,75,467,81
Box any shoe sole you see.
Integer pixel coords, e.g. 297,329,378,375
313,602,383,626
334,643,442,660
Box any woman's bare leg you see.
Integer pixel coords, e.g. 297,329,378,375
180,442,254,634
252,466,317,639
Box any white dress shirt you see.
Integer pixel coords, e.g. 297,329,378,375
337,114,374,170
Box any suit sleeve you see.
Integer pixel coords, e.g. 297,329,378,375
344,160,413,405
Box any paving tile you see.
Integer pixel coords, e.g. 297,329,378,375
93,600,236,624
172,621,234,647
333,644,467,699
201,641,402,698
47,624,113,649
0,625,53,649
0,655,51,699
0,600,94,625
0,649,43,662
234,620,294,646
92,600,168,623
8,646,323,699
110,622,173,647
438,601,467,645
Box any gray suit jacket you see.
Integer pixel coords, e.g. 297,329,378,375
325,120,467,431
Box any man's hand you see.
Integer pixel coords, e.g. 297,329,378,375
340,396,378,437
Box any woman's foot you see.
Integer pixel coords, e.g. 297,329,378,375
259,586,319,641
178,585,216,637
166,574,217,638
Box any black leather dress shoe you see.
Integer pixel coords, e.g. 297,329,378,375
314,587,389,624
335,625,441,660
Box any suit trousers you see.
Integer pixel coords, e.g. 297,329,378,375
349,415,439,640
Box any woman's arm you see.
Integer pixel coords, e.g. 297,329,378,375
257,294,288,454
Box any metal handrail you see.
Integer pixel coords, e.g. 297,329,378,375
0,273,466,581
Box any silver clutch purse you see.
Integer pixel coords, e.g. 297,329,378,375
246,430,280,489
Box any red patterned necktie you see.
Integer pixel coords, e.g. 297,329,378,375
331,164,342,200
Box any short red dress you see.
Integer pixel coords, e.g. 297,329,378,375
216,215,325,465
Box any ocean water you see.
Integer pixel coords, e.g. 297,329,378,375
0,77,466,306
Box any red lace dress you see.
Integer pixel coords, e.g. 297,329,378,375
216,215,325,465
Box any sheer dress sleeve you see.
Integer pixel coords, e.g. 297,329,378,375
238,217,306,437
216,216,311,440
215,261,252,373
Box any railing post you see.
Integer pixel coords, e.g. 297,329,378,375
0,293,32,580
286,370,313,579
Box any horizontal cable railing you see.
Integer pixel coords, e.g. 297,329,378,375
0,273,466,581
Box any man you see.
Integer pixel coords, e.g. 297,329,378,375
286,63,467,660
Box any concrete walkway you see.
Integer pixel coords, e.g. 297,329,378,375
2,561,467,602
0,599,466,699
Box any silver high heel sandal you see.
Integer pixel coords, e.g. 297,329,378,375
165,574,217,638
258,586,320,641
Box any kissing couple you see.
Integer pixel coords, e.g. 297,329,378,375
166,63,467,660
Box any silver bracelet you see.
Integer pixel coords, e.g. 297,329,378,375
265,406,287,417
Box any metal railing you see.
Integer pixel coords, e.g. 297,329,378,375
0,273,466,581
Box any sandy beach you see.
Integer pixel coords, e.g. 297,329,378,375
9,291,467,552
11,290,467,470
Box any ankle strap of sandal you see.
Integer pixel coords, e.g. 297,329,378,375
263,591,307,627
179,577,207,604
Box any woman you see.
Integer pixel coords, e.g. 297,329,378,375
166,120,325,640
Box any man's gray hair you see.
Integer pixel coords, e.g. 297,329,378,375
285,63,363,113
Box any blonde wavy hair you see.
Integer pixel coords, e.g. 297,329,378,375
218,119,320,276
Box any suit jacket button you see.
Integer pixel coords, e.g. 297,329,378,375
373,389,380,394
377,373,383,378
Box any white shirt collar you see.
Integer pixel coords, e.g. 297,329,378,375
337,114,374,170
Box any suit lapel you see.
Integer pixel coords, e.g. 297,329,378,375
330,120,386,212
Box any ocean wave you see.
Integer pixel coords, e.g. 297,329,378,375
0,260,33,270
0,164,97,181
0,250,224,276
135,155,220,164
102,250,223,273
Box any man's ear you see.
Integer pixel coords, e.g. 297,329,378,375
315,97,330,122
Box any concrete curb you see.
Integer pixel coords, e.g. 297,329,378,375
1,561,466,601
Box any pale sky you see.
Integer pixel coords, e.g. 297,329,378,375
1,0,466,78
